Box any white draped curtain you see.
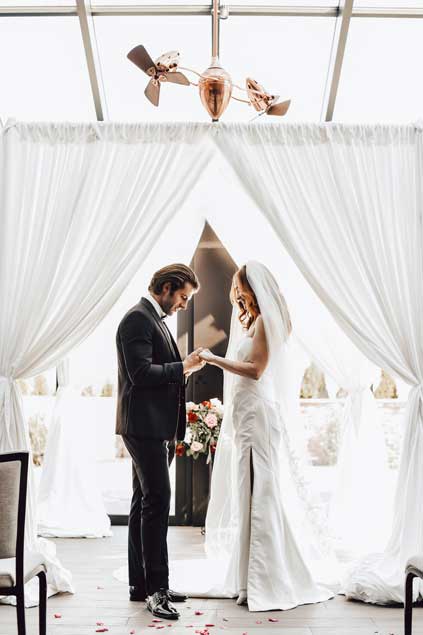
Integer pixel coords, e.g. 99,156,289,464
0,121,212,603
37,356,112,538
215,122,423,603
206,193,390,558
1,120,421,607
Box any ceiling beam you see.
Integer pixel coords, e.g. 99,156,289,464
320,0,354,122
76,0,108,121
2,5,423,18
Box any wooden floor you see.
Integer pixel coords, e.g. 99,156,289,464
1,526,422,635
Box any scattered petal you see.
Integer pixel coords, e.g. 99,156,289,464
53,614,62,619
195,611,204,616
153,619,163,623
96,630,109,633
130,631,136,634
156,627,165,630
268,618,279,622
223,618,229,622
96,622,104,626
255,621,262,624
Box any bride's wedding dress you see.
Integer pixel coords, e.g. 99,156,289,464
212,333,335,610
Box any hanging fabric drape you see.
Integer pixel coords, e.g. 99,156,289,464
0,121,212,604
37,357,112,538
205,183,390,558
213,122,423,603
2,120,422,606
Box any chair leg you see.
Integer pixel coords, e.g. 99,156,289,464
405,571,415,635
37,571,47,635
16,587,26,635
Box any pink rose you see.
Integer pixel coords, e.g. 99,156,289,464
205,413,218,429
191,441,203,452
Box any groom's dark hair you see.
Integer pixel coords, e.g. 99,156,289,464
149,263,200,295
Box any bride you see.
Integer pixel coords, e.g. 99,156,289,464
195,261,336,611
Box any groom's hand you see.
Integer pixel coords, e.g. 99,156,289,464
183,348,206,374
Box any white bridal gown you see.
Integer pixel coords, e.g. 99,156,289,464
212,334,335,611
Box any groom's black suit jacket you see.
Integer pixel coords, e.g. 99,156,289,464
115,297,186,441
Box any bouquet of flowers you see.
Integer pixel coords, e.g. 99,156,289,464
176,398,224,463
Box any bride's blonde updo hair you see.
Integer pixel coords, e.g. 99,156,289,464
230,265,260,330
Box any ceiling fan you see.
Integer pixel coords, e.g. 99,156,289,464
127,0,291,122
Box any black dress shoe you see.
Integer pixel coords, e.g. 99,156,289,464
167,589,188,602
147,589,180,620
129,585,147,601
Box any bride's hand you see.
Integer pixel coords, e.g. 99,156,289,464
199,348,215,363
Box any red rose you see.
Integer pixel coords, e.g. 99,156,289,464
210,444,216,454
176,443,185,457
188,412,198,423
201,400,212,408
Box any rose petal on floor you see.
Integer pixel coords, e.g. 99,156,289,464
268,618,279,622
54,614,62,619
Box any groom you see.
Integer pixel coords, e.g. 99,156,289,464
116,264,205,620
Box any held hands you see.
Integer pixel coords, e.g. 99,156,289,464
183,348,207,375
199,348,215,363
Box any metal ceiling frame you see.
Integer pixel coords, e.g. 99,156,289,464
2,5,423,17
1,3,422,121
76,0,108,120
321,0,354,121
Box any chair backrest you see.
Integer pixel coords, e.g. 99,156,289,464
0,453,28,563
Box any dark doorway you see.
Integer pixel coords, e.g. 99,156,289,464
174,222,238,525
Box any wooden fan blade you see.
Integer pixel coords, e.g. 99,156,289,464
145,79,160,106
165,71,190,86
267,99,291,116
128,45,156,75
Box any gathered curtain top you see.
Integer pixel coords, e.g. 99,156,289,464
0,119,420,146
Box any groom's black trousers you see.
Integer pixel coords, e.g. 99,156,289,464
122,435,175,596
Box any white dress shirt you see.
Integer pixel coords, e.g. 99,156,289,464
144,293,167,319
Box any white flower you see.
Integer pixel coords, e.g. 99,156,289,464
210,398,224,416
191,441,204,452
186,401,196,412
184,428,193,444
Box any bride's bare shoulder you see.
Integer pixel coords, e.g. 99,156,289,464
249,315,264,338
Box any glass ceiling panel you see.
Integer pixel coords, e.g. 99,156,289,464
220,16,335,121
95,15,335,121
94,16,211,121
354,0,422,7
0,17,95,121
0,1,75,5
334,18,423,122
